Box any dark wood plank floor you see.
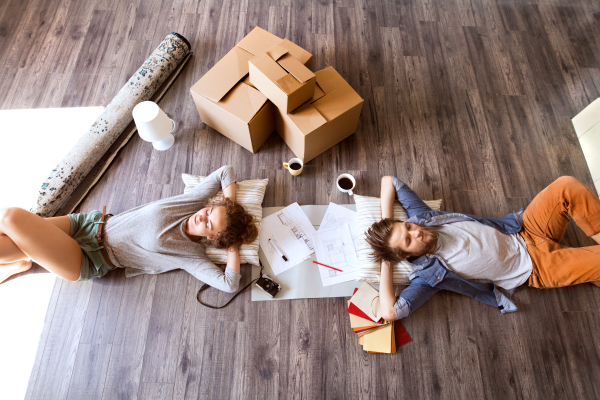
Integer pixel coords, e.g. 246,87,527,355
1,0,600,398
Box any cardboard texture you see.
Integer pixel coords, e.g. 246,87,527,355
249,47,316,114
275,66,364,162
190,27,313,153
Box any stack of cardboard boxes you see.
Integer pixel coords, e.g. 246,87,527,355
190,27,364,163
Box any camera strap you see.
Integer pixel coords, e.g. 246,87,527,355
196,261,264,309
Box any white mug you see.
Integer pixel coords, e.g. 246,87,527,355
336,173,356,196
283,158,304,176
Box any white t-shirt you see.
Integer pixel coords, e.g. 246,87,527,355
433,221,533,290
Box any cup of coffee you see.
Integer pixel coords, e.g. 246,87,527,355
336,173,356,196
283,158,304,176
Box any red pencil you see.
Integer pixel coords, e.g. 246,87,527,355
312,261,343,272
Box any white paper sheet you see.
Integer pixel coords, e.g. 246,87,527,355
258,202,316,275
319,202,360,253
313,225,360,286
252,205,370,301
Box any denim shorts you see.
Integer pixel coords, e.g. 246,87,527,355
68,210,115,282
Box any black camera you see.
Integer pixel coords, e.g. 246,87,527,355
255,274,281,298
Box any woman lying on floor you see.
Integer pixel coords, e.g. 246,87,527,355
0,166,257,292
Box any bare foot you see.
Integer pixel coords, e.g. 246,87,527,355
591,232,600,245
0,260,33,284
592,281,600,288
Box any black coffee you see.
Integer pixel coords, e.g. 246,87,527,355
290,162,302,170
338,177,354,190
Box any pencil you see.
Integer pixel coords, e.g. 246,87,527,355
312,261,343,272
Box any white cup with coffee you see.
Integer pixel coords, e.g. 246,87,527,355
336,173,356,196
283,158,304,176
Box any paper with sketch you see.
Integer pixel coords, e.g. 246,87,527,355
259,202,316,275
319,203,360,253
313,225,360,286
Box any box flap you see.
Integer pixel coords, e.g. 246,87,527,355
314,66,347,94
218,82,268,123
237,26,282,56
288,103,327,134
242,74,255,88
191,46,254,102
309,82,326,103
312,83,363,121
249,52,288,82
275,74,304,95
279,39,312,66
265,44,289,61
277,54,315,83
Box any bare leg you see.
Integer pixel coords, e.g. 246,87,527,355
1,215,73,283
0,260,33,284
0,208,81,281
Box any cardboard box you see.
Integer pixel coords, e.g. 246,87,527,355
190,27,313,153
249,45,316,114
275,67,364,162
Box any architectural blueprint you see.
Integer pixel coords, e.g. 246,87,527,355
258,202,317,275
319,202,360,253
313,224,360,286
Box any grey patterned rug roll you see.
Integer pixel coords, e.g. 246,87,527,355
32,32,191,217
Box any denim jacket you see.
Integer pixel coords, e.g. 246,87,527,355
391,177,524,319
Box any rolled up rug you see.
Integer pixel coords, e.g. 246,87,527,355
32,32,191,217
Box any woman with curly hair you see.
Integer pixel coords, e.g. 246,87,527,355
0,166,258,292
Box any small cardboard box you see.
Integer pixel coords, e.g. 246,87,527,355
249,45,316,114
190,27,313,153
275,67,364,162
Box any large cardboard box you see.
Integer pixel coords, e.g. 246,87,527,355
190,27,313,153
249,45,316,114
275,67,364,162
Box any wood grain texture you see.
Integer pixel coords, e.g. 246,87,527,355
0,0,597,398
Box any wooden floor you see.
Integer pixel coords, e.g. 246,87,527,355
1,0,600,398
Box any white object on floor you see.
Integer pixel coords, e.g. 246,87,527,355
319,202,360,252
0,107,104,210
572,98,600,194
313,224,360,286
133,101,176,150
0,274,56,400
572,98,600,138
252,205,366,301
258,202,316,275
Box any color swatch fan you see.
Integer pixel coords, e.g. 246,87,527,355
347,283,411,354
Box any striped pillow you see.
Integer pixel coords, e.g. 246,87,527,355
354,194,442,284
182,174,268,266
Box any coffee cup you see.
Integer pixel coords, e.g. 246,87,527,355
336,173,356,196
283,158,303,176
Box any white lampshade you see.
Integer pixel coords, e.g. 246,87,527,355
132,101,175,150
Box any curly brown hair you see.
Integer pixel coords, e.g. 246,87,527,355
204,197,258,249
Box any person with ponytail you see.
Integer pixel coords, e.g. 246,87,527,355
0,166,259,293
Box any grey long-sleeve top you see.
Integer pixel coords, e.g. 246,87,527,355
102,166,241,292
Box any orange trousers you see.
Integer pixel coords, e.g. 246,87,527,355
520,176,600,288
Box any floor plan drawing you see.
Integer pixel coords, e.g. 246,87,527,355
319,203,359,253
259,202,317,275
313,224,360,286
277,212,314,251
